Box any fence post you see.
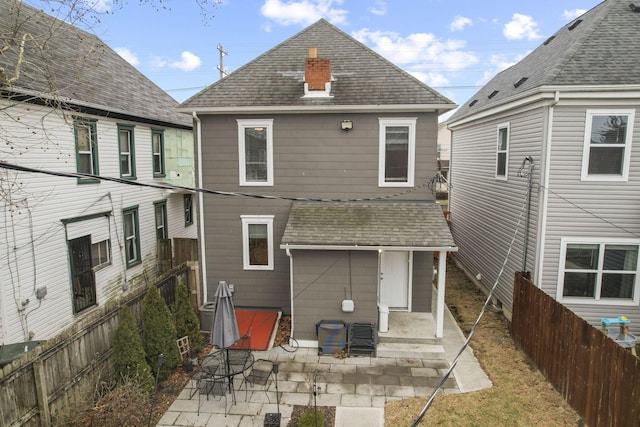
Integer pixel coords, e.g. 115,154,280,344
33,357,51,426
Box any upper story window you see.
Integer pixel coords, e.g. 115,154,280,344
238,119,274,186
184,194,194,226
74,118,99,183
154,200,168,240
123,206,141,268
496,123,510,180
152,129,165,177
118,124,136,179
241,215,274,270
378,118,416,187
581,110,634,181
558,238,640,305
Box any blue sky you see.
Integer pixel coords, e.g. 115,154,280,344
30,0,602,114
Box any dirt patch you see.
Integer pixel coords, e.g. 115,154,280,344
384,259,584,426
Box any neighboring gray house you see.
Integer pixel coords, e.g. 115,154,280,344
178,19,457,345
447,0,640,333
0,0,195,347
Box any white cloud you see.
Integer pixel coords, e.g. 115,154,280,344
410,71,450,88
562,9,587,20
260,0,348,26
168,51,202,72
352,29,478,72
369,0,387,16
475,52,527,86
450,16,472,32
81,0,112,12
503,14,543,40
114,47,139,66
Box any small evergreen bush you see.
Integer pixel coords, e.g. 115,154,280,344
141,285,179,381
111,305,154,393
173,280,203,356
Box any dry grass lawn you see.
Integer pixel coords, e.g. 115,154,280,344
384,259,584,426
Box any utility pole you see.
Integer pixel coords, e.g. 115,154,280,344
217,44,228,79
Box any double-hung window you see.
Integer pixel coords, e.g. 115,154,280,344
558,238,640,305
184,194,193,226
74,118,99,183
378,118,416,187
154,201,168,240
581,110,634,181
118,124,136,179
241,215,274,270
238,119,274,186
152,129,165,177
123,206,141,267
496,123,510,180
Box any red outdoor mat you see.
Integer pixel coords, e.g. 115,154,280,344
231,310,279,351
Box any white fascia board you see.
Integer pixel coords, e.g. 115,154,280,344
280,243,458,252
176,103,458,115
448,85,640,128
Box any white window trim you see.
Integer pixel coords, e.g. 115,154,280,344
581,109,634,182
378,117,416,188
241,215,274,270
238,119,274,186
496,122,510,181
557,237,640,306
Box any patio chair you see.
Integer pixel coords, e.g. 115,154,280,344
242,358,275,403
191,352,230,416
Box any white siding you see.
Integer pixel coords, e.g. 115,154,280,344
0,101,194,344
449,104,546,310
540,104,640,328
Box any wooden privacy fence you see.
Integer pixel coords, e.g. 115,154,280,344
512,272,640,427
0,263,193,427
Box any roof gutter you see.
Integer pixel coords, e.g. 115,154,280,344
280,243,458,252
176,103,458,115
448,84,640,128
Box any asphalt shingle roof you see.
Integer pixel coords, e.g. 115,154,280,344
280,201,457,249
0,0,190,127
179,19,455,112
449,0,640,122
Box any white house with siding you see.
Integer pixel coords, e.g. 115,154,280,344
447,0,640,334
0,0,195,347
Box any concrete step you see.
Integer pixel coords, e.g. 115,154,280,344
376,342,446,360
377,335,440,345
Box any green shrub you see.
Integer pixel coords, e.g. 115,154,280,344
299,409,325,427
173,281,203,356
111,305,154,393
141,285,179,381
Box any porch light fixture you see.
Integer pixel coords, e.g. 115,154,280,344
341,120,353,131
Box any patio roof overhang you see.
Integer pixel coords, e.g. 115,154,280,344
279,200,457,252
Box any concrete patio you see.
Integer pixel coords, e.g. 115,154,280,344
157,308,492,426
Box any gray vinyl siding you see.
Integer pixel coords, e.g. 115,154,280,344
412,251,434,312
290,250,378,342
540,104,640,329
449,105,545,311
200,111,439,312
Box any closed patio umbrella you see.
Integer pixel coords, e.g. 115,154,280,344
211,281,240,374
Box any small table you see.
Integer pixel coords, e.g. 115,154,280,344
202,349,254,404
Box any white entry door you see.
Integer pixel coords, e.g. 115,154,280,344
379,251,410,310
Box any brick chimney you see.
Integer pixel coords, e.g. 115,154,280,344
304,48,331,91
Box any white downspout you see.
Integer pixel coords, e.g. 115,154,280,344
193,111,208,303
534,91,559,286
286,247,294,342
436,250,447,338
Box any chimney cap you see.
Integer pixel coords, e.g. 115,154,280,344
308,47,317,58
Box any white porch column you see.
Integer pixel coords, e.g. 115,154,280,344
435,250,447,338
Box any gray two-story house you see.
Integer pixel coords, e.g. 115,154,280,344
448,0,640,334
179,19,457,346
